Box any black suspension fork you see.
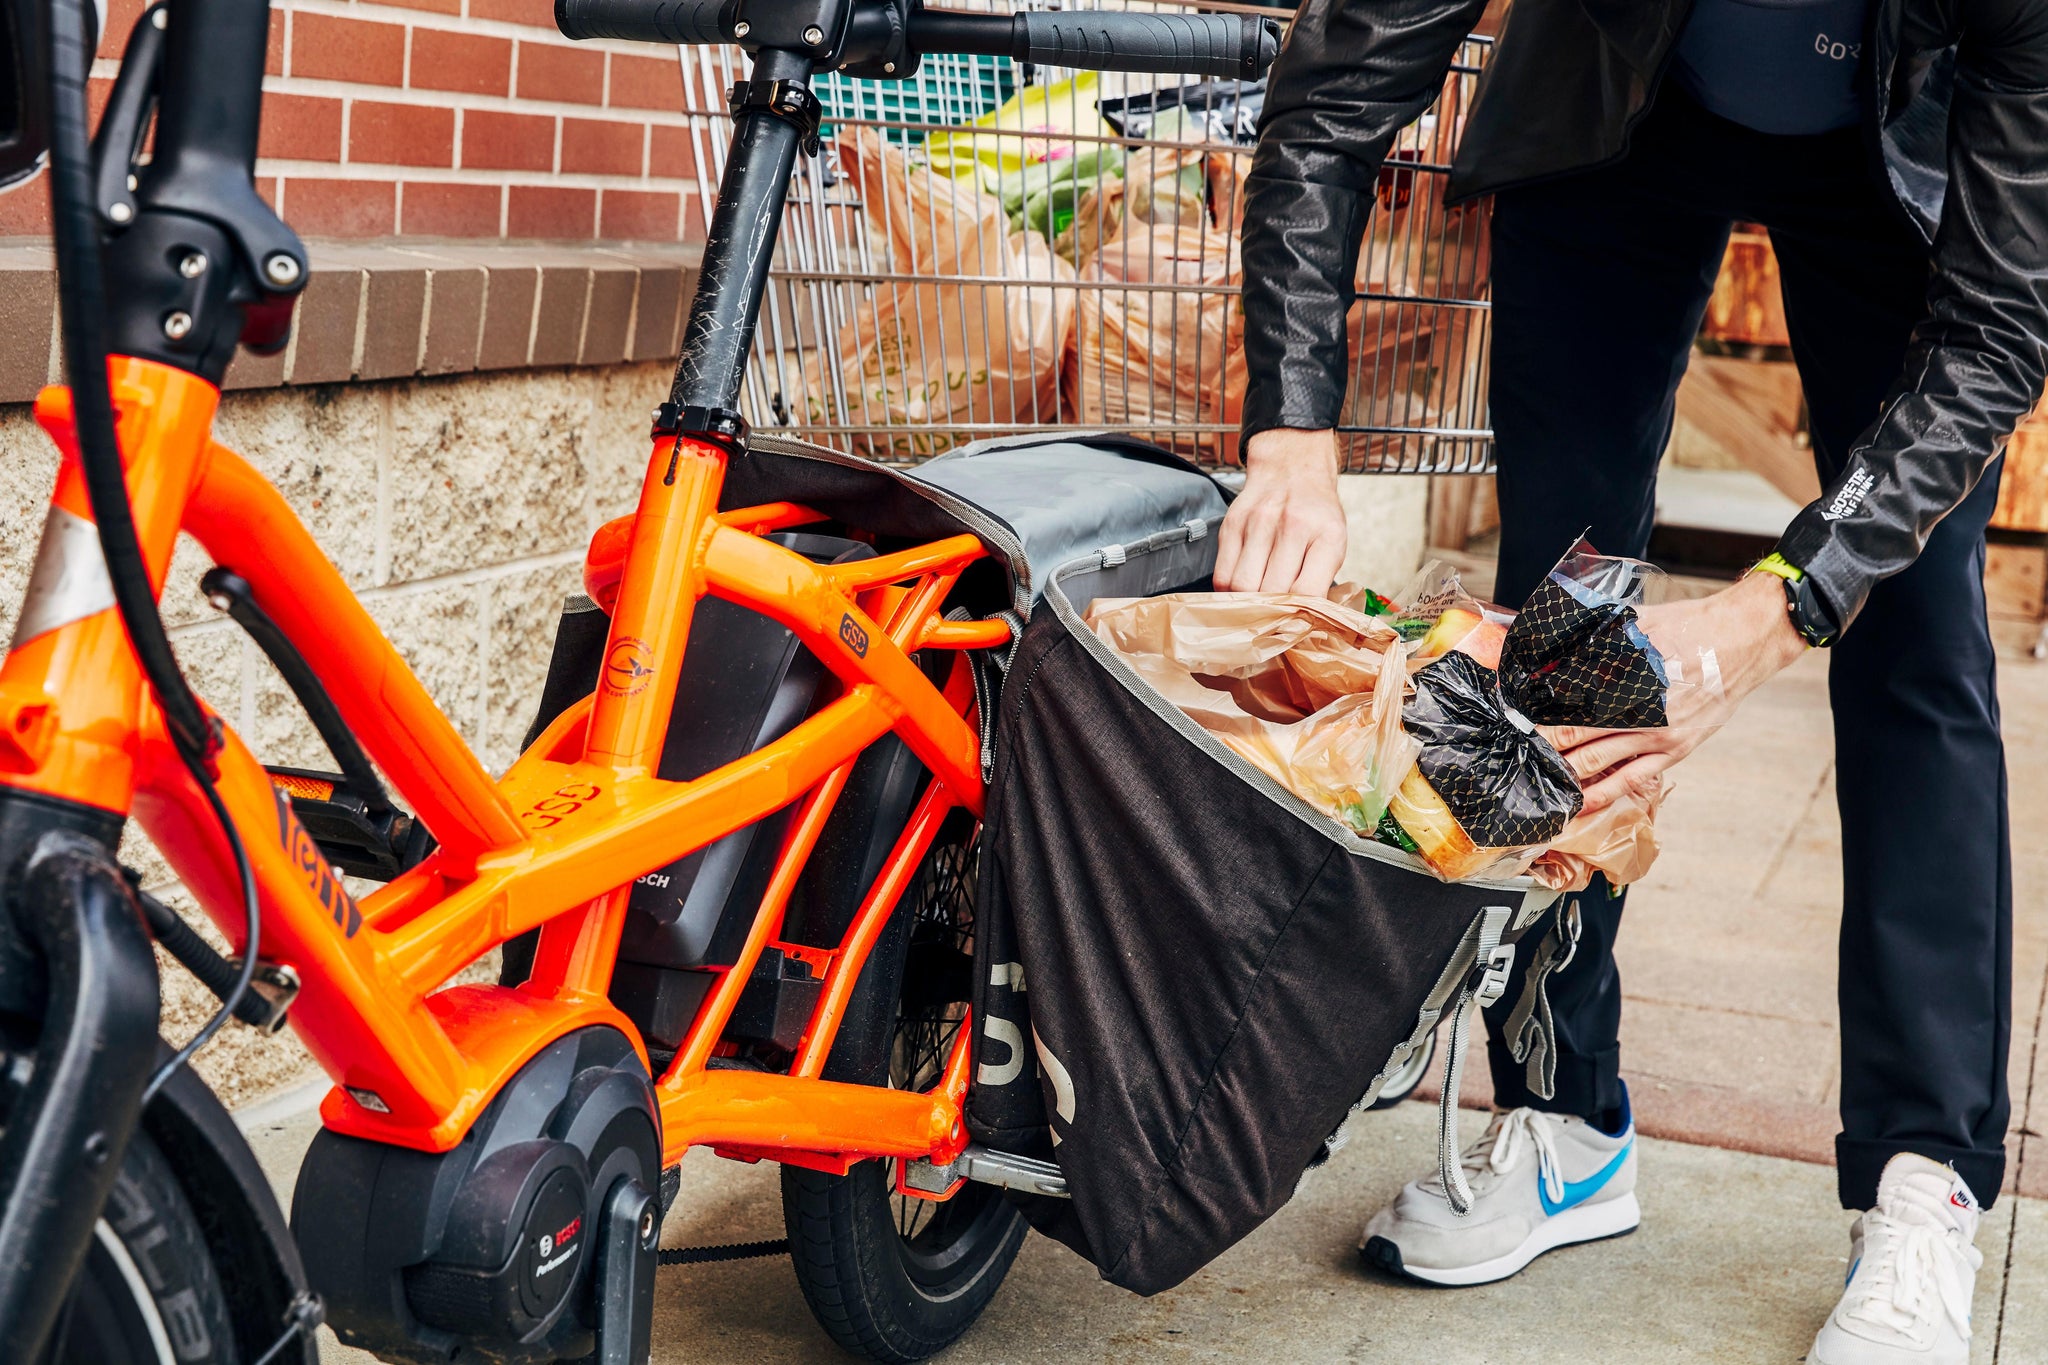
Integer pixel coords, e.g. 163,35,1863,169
0,824,163,1359
658,46,817,446
0,0,303,1352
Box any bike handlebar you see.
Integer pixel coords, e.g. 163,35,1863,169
946,10,1276,79
555,0,731,45
555,1,1280,82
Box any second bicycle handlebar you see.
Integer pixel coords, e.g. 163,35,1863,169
554,0,1281,82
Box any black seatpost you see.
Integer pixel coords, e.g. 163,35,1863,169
659,46,817,450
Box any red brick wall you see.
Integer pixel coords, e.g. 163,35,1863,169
0,0,706,242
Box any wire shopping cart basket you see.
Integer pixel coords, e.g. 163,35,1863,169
676,3,1495,473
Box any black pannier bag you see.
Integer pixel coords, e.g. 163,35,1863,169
967,512,1572,1296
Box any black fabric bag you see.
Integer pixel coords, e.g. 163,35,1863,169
967,522,1567,1296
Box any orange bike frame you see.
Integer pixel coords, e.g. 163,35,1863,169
0,355,1005,1171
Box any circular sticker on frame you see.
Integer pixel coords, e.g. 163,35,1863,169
603,636,655,696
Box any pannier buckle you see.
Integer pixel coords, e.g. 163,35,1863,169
1472,942,1516,1010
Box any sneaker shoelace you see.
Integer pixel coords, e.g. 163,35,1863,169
1438,1108,1565,1207
1840,1211,1974,1343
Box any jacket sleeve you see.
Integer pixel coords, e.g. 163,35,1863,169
1779,23,2048,630
1238,0,1490,442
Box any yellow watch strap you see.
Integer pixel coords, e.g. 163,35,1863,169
1751,551,1804,584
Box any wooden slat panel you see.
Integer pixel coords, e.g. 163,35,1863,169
1701,230,1791,349
1995,414,2048,533
1675,355,1821,506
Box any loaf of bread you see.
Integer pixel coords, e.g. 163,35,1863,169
1386,769,1496,881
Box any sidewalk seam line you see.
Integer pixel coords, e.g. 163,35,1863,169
1750,757,1833,901
1620,992,1841,1030
1992,953,2048,1361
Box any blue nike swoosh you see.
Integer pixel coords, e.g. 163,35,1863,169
1538,1141,1631,1217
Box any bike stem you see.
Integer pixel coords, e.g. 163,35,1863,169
661,45,817,446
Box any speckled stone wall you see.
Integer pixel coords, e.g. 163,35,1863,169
0,360,672,1105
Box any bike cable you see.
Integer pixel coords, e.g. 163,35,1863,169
43,0,263,1104
248,1290,325,1365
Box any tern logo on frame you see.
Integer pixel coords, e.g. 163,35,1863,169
839,613,870,658
273,788,362,938
519,782,603,831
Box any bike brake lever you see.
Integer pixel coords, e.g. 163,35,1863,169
90,4,167,231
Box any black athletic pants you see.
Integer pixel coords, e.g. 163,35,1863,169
1477,87,2013,1209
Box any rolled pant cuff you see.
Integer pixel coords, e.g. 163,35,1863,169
1487,1040,1622,1120
1836,1135,2005,1211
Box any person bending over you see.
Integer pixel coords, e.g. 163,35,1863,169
1226,3,2035,1361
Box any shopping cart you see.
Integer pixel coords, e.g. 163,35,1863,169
673,1,1496,472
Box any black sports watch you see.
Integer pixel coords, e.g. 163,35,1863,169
1752,553,1837,648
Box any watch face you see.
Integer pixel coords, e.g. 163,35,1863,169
1785,576,1835,647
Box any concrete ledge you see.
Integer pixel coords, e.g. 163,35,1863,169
0,239,702,402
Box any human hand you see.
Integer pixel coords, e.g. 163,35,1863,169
1542,571,1808,813
1214,428,1348,595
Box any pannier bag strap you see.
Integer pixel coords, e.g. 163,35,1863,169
1497,898,1582,1103
1438,905,1515,1217
991,609,1025,676
947,607,1025,784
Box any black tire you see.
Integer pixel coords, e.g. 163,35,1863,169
782,820,1027,1363
43,1127,239,1364
1367,1026,1437,1110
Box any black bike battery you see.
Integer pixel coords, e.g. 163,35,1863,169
617,532,878,960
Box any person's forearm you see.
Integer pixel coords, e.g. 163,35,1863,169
1779,68,2048,628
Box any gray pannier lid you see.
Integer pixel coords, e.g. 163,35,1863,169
913,433,1229,607
738,432,1227,617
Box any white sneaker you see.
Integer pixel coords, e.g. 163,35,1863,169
1809,1153,1983,1365
1359,1102,1639,1286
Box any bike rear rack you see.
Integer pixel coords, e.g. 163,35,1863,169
903,1143,1070,1198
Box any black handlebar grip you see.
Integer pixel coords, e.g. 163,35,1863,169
554,0,732,44
1014,12,1279,81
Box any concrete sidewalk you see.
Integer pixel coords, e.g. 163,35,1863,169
244,1089,2046,1364
243,560,2048,1363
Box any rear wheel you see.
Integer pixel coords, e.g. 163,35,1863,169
782,818,1027,1363
42,1127,238,1364
1368,1026,1437,1110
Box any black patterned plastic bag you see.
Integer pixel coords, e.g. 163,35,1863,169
1386,539,1668,881
1408,651,1582,847
1498,542,1669,729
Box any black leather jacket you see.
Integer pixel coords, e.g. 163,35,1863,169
1240,0,2048,630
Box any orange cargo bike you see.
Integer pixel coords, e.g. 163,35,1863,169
0,0,1276,1361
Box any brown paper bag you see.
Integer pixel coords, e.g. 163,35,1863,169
814,131,1077,455
1086,592,1420,833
